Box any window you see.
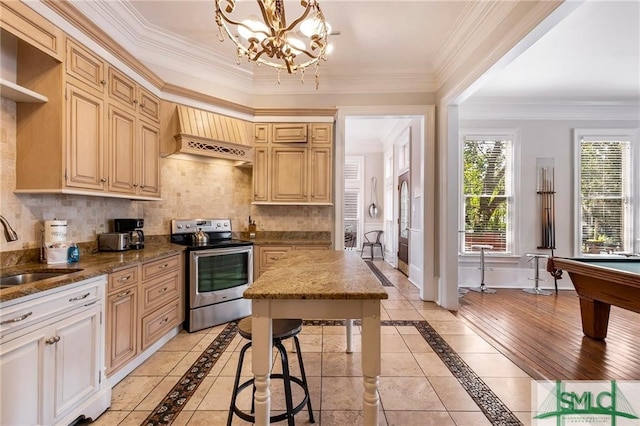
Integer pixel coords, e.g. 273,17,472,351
575,130,637,255
460,131,516,254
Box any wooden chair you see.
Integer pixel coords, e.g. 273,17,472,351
361,230,384,260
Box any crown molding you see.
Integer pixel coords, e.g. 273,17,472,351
433,1,517,90
42,0,164,88
459,99,640,121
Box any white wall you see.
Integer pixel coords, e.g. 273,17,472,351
457,116,640,290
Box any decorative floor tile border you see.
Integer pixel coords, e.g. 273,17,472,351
364,261,395,286
142,268,523,426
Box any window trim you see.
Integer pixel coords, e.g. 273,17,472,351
573,128,638,257
459,128,520,257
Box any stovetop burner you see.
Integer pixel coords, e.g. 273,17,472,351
170,219,253,249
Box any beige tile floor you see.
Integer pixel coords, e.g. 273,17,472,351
94,260,534,425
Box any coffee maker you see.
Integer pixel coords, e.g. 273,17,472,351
114,218,144,250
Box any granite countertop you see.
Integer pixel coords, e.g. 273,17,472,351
0,243,185,304
238,231,332,246
244,250,388,300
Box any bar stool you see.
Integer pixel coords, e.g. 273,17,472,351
523,253,552,295
469,244,496,293
227,317,315,426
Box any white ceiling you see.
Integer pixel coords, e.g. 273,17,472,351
62,0,640,146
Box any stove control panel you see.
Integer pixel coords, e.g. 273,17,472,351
171,219,231,235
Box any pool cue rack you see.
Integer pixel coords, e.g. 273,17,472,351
536,158,558,292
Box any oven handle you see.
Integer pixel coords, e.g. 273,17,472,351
190,246,253,258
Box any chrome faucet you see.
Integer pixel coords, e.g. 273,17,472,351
0,215,19,242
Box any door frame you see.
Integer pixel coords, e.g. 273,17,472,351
334,105,436,302
397,170,410,276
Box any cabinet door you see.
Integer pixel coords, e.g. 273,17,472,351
138,87,160,123
108,103,136,194
0,328,47,426
138,121,160,197
309,146,332,203
271,147,307,201
254,123,269,144
310,123,332,145
253,147,269,201
108,67,137,110
66,39,105,94
105,287,138,377
272,123,307,143
66,83,105,191
51,305,101,422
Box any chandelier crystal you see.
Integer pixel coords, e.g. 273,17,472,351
214,0,330,88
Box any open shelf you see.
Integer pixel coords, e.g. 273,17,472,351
0,78,48,103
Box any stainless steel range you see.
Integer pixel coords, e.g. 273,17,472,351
171,219,253,332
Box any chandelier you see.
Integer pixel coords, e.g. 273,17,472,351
214,0,330,87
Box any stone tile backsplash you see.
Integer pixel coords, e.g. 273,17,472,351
1,98,332,254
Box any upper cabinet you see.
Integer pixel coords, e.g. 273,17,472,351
12,33,161,200
253,122,333,205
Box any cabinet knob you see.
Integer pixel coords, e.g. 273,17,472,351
118,275,132,282
140,185,145,189
159,263,169,269
133,183,139,187
133,99,139,104
100,80,106,85
100,178,107,183
45,336,61,345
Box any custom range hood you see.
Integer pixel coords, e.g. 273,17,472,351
166,105,253,164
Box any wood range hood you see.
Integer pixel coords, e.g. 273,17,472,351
169,105,254,164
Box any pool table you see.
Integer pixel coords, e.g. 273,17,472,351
551,257,640,340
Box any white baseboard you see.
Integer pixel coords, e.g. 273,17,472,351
458,266,573,290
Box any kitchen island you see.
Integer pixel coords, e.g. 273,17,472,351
243,250,388,426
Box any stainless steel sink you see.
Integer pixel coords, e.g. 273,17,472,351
0,269,83,289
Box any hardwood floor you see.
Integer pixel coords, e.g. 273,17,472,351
455,289,640,381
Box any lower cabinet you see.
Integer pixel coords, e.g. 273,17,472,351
0,276,109,426
254,244,329,279
105,253,182,379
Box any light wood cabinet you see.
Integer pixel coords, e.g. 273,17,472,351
105,266,139,377
14,34,161,200
271,147,307,202
254,244,330,279
105,254,182,379
253,122,333,205
272,123,308,143
0,1,63,61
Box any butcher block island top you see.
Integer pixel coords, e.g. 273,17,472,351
244,250,389,300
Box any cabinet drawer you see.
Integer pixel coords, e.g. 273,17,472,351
65,38,105,93
141,254,180,281
108,266,139,294
259,246,292,270
1,276,105,340
140,299,180,351
140,271,180,314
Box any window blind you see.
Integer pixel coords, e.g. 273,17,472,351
462,138,512,253
579,139,632,254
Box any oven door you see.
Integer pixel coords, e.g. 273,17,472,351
189,246,253,309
